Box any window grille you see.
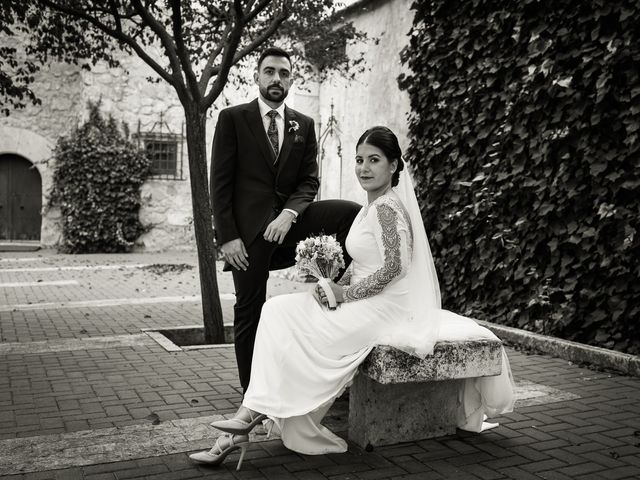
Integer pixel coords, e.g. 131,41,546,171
133,114,185,180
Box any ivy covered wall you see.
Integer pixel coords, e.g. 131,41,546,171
399,0,640,354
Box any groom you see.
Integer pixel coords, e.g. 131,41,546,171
210,47,360,392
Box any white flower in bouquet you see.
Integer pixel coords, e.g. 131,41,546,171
295,234,345,280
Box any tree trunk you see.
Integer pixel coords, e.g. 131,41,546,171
183,103,225,344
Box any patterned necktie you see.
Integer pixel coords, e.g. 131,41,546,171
267,110,279,161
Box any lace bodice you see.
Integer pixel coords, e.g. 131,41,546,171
341,192,413,302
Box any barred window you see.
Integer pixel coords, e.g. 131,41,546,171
146,139,177,176
133,129,184,180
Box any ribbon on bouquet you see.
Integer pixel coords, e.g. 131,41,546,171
317,277,338,310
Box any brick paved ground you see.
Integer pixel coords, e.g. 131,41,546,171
0,250,639,479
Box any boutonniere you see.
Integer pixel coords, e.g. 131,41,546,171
288,120,300,132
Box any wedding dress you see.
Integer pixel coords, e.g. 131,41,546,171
242,174,515,454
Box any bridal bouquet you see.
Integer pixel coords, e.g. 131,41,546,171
295,234,345,309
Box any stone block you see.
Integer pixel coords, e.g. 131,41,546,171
348,372,462,448
359,339,503,384
348,339,504,448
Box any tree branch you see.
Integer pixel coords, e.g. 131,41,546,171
198,21,232,95
234,0,244,18
243,0,273,24
129,0,185,91
107,0,122,32
203,1,291,107
232,3,290,66
203,1,248,107
168,0,200,101
37,0,175,87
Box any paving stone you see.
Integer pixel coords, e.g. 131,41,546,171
459,464,506,480
292,471,329,480
139,471,203,480
474,443,514,458
354,466,407,479
84,473,118,480
427,460,479,479
495,466,540,480
316,463,372,476
556,461,609,477
388,473,445,480
284,456,337,473
446,452,496,465
390,456,432,474
113,464,170,479
518,458,568,474
599,465,640,479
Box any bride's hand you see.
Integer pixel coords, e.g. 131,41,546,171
312,281,344,307
312,284,329,306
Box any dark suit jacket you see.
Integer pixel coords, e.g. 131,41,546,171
210,98,320,248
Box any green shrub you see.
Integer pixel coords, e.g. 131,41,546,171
50,101,150,253
399,0,640,354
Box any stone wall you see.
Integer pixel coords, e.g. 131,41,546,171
0,61,85,246
1,62,86,142
79,51,197,251
317,0,414,204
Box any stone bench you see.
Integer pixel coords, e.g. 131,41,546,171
348,339,503,448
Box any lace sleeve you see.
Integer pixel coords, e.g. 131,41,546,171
342,201,412,302
336,263,353,286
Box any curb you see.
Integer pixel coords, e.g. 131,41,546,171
477,320,640,378
0,241,40,252
144,321,640,378
142,325,234,352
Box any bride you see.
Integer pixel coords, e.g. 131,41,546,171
190,126,515,469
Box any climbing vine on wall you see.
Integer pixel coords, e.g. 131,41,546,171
399,0,640,354
50,101,150,253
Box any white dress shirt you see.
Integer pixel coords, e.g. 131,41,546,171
257,97,298,221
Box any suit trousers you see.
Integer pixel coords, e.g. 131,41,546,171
231,199,361,392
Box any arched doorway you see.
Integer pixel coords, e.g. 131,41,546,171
0,154,42,241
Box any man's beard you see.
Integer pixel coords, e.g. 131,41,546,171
261,84,288,102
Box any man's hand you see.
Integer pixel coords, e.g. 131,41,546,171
264,211,296,244
221,238,249,271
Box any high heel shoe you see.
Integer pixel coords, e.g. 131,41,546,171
210,408,267,435
189,434,249,470
262,418,275,439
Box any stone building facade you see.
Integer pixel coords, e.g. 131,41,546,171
315,0,414,203
0,51,211,250
0,0,413,251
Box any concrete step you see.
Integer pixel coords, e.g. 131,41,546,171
0,241,41,252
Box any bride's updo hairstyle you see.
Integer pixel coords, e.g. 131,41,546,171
356,126,405,187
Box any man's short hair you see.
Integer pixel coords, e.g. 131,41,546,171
257,47,292,70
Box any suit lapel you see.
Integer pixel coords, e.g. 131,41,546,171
276,107,296,176
243,99,277,171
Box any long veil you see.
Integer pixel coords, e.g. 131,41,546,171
366,165,517,433
381,168,443,358
385,168,515,431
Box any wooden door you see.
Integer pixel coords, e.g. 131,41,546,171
0,154,42,241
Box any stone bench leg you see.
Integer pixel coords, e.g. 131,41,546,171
348,373,462,448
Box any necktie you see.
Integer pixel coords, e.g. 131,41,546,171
267,110,279,161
